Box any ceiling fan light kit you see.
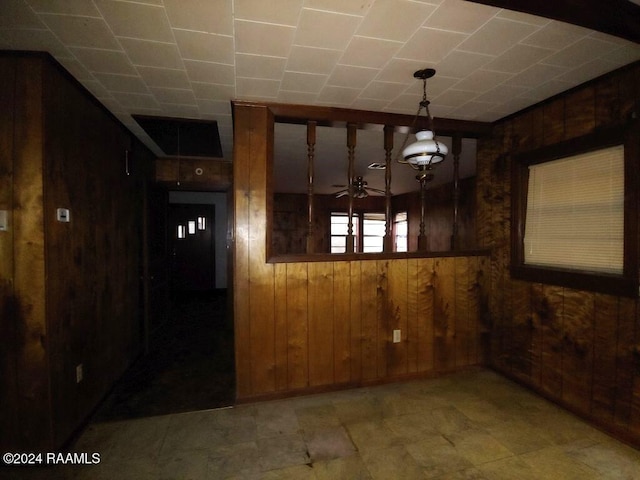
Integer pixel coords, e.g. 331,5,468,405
399,68,448,173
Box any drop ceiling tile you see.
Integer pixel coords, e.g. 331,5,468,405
447,69,511,93
474,84,528,103
94,72,149,93
56,56,93,80
136,66,191,89
382,92,416,113
163,0,232,35
486,44,553,73
327,65,378,88
1,27,71,57
173,29,234,63
191,82,235,100
159,104,200,117
69,47,137,74
339,36,402,69
94,1,173,42
184,60,234,85
450,100,495,120
521,21,590,50
150,87,197,105
433,88,477,107
436,50,494,78
317,85,360,105
556,59,623,85
542,37,620,68
351,98,390,112
496,9,550,26
39,15,120,49
197,99,231,116
397,28,468,63
235,0,303,26
119,38,183,69
426,0,497,34
525,79,574,101
0,0,45,28
304,0,373,15
277,90,318,105
376,58,433,83
236,54,286,80
281,71,327,93
294,9,360,50
606,44,640,66
236,77,280,98
458,17,537,56
28,0,101,15
361,81,405,101
504,63,569,88
82,79,111,99
286,46,341,75
235,20,295,57
356,0,437,42
111,91,160,109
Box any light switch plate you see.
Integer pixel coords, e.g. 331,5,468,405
56,208,70,223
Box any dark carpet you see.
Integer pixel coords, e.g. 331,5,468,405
93,290,235,422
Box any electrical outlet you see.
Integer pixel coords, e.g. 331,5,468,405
393,329,401,343
76,364,83,383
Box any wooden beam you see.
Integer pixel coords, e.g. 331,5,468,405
465,0,640,44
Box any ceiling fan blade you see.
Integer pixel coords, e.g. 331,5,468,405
335,190,349,198
367,187,387,195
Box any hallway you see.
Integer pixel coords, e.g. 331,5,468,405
93,290,234,422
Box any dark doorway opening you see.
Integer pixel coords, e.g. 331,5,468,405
93,192,234,422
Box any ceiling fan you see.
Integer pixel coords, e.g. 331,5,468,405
333,176,386,199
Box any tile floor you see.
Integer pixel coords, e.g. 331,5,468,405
6,368,640,479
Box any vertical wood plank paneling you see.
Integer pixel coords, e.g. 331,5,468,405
232,105,253,397
333,261,351,384
286,263,309,390
467,256,480,364
454,257,470,367
615,297,636,426
12,58,50,449
538,285,564,398
308,262,334,386
274,263,288,391
407,259,419,373
530,283,544,388
561,289,594,415
386,259,408,377
361,260,378,380
0,57,16,452
631,299,640,433
591,294,619,422
434,257,455,371
477,255,491,364
416,258,435,373
376,260,389,379
511,280,532,381
564,87,596,139
542,98,565,145
350,261,362,382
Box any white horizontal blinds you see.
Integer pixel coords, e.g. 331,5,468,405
524,145,624,274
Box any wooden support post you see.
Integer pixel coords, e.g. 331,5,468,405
383,125,394,252
346,123,357,253
450,132,462,250
417,178,428,251
306,120,316,254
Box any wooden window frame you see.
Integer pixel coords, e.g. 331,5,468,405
510,124,640,297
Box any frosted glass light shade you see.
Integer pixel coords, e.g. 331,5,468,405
402,130,448,166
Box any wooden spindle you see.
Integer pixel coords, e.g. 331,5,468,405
451,133,462,250
306,120,316,254
346,123,356,253
383,125,394,252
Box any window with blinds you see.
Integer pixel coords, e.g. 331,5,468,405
524,145,624,274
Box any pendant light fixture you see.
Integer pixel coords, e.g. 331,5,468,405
398,68,448,178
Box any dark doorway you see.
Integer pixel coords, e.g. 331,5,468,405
168,203,215,292
93,193,234,422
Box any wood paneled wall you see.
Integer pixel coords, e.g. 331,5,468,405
0,53,153,450
476,61,640,445
233,103,489,400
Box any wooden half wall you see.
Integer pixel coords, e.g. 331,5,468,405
477,61,640,446
232,103,490,400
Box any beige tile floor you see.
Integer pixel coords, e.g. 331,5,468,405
6,368,640,479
